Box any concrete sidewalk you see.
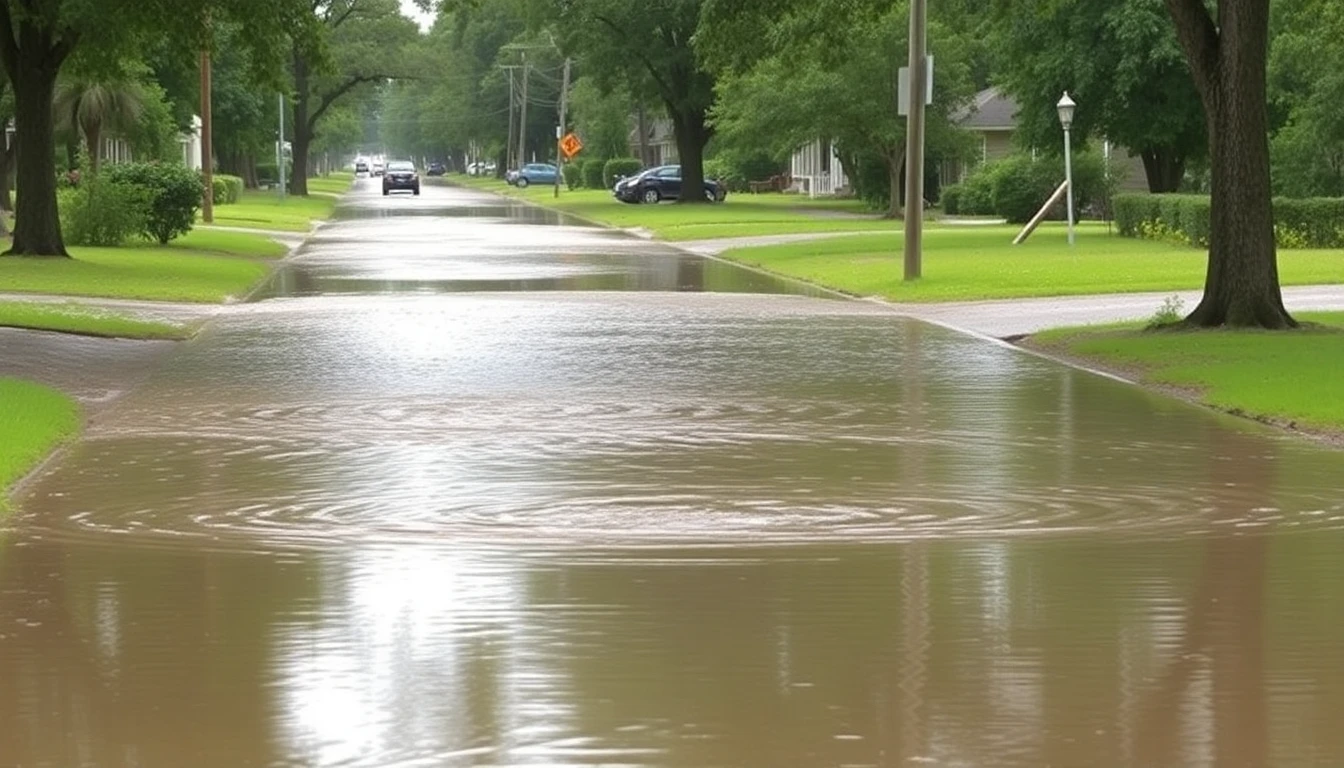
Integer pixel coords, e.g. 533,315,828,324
881,285,1344,338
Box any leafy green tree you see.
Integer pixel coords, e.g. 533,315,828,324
568,76,632,161
536,0,716,202
990,0,1206,193
1268,0,1344,196
0,0,303,256
711,1,976,217
288,0,419,195
1164,0,1294,328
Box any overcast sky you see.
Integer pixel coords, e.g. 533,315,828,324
400,0,434,31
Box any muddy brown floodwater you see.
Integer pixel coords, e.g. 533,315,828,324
4,180,1344,767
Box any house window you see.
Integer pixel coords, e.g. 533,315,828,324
820,140,831,173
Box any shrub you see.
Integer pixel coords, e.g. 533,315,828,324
105,162,204,244
58,175,151,246
1272,197,1344,247
561,162,583,190
1116,193,1344,248
213,174,244,204
989,154,1054,224
603,157,642,189
582,158,606,190
1147,294,1186,329
940,183,962,214
704,158,751,193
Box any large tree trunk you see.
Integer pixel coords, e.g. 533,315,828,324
289,51,311,196
1140,148,1186,193
670,108,711,204
0,134,15,212
1165,0,1294,328
8,51,69,257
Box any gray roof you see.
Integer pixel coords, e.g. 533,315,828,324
954,87,1019,131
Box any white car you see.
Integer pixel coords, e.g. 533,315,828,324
371,161,385,177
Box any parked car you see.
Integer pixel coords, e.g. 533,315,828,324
613,165,727,204
382,160,420,196
426,162,447,177
509,163,558,188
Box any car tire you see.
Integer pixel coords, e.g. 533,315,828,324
383,188,390,196
517,177,530,188
413,184,421,196
642,188,661,205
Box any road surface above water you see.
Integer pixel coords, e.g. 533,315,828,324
3,179,1344,767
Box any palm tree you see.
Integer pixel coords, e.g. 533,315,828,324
54,76,145,175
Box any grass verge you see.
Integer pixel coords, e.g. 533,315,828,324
204,189,337,232
1027,312,1344,435
450,174,895,240
0,301,189,339
0,242,272,303
0,378,80,504
718,226,1344,302
308,172,355,196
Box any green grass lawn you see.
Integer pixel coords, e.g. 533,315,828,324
451,174,897,240
0,301,189,339
0,242,272,303
718,224,1344,302
203,189,337,232
1030,312,1344,433
307,172,355,196
175,228,289,258
0,378,80,501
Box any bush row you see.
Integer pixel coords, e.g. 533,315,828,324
559,157,644,191
941,150,1112,223
211,173,244,204
60,162,203,246
1114,193,1344,248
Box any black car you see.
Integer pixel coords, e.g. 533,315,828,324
426,162,447,177
613,165,727,204
382,160,420,195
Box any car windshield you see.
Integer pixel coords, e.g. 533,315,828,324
388,162,415,172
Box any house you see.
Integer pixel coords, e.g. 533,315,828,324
945,87,1149,192
789,139,850,197
627,117,678,167
179,115,204,171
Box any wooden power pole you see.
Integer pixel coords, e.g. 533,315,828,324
555,57,570,198
200,47,214,223
902,0,927,281
517,53,529,168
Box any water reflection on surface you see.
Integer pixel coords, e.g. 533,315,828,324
4,180,1344,767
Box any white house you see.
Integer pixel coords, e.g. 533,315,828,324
789,139,849,197
627,117,678,167
179,114,204,171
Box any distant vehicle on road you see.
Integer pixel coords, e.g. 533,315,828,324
382,160,420,196
354,159,369,176
509,163,558,188
426,162,447,177
372,160,385,177
613,165,727,204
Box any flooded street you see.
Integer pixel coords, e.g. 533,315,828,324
4,180,1344,767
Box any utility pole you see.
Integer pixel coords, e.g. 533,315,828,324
902,0,927,281
199,47,214,223
517,53,529,168
506,68,516,171
555,57,570,198
278,94,286,201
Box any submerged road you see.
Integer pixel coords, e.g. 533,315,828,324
3,179,1344,767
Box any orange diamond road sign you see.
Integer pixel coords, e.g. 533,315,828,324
560,132,583,159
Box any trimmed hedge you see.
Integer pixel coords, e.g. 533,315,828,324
1115,193,1344,248
561,162,583,190
582,158,606,190
212,174,244,204
603,157,642,189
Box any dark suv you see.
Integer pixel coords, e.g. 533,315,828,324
382,160,420,196
613,165,727,204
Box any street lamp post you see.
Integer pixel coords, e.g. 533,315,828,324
1057,91,1076,246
